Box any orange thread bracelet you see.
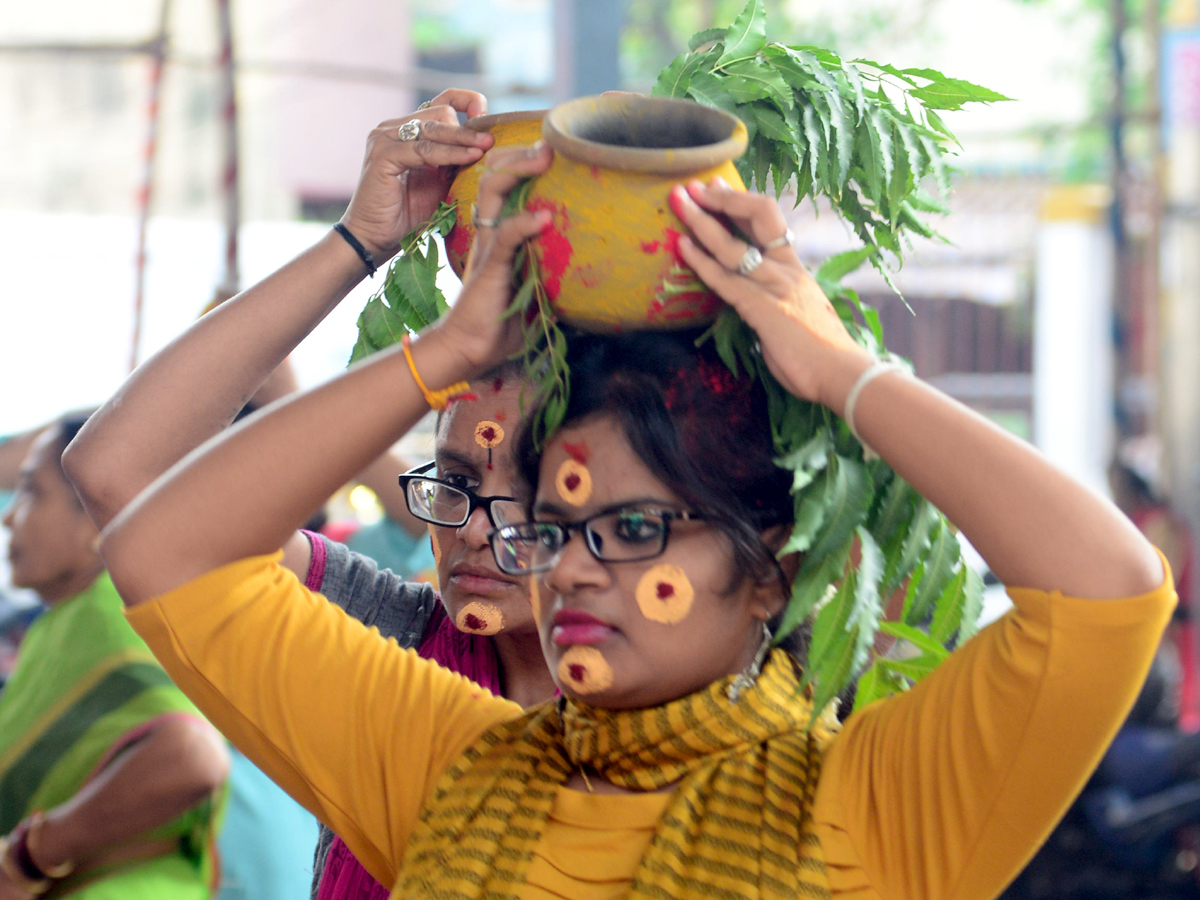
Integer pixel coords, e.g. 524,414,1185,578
401,334,475,410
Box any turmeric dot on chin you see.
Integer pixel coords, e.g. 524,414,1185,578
456,602,505,635
557,646,613,694
635,564,695,624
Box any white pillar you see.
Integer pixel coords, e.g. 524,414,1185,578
1033,185,1114,495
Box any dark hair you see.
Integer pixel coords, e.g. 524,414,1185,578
434,358,531,436
48,409,98,506
517,329,794,591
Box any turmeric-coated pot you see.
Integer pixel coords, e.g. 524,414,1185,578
528,95,747,332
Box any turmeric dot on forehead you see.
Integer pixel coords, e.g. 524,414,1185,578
474,420,505,450
555,459,592,506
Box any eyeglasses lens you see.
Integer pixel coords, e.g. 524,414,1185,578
492,510,670,575
407,480,468,526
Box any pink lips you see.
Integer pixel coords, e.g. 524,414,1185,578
551,609,615,646
449,563,516,596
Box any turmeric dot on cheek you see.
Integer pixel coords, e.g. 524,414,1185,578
635,565,695,624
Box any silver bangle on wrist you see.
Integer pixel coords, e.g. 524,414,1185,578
843,359,910,455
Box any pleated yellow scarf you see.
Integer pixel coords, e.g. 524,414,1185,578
396,649,837,899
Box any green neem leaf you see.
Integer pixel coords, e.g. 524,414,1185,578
804,454,872,566
390,242,444,327
722,58,794,110
653,46,719,99
801,105,822,178
883,497,938,596
429,200,459,239
686,69,742,116
775,545,847,642
750,103,796,144
348,294,405,366
956,565,985,643
910,77,1012,111
716,0,767,66
806,572,861,717
877,654,943,682
878,620,951,661
689,27,727,51
841,63,867,123
782,473,830,556
776,430,833,484
928,563,968,644
867,109,895,199
852,660,909,712
849,526,885,664
905,521,959,624
870,473,916,545
816,246,876,286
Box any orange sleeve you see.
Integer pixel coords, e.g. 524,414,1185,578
125,552,521,888
815,557,1177,900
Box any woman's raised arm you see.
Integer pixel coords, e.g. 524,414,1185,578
100,144,554,606
672,178,1163,600
63,90,493,552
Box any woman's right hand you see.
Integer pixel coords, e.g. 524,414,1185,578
429,142,554,375
341,89,494,262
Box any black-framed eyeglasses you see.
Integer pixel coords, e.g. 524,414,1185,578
398,461,525,530
489,506,706,575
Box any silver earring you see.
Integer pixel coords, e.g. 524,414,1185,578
727,622,772,702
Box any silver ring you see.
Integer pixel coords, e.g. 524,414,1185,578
736,245,764,276
471,204,499,229
416,100,433,111
762,228,794,251
397,119,421,142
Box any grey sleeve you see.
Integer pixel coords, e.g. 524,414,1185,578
310,533,438,644
306,534,440,897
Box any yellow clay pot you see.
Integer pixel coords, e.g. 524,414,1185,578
445,110,546,277
529,95,747,333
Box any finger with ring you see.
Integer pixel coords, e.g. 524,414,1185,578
397,119,421,142
472,204,500,229
736,245,764,277
762,228,794,252
416,100,433,111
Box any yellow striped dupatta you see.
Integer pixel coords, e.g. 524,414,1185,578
398,649,837,899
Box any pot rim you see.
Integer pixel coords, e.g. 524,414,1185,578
542,95,748,174
465,109,549,133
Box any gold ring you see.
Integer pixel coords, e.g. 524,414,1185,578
471,204,499,229
762,228,794,251
397,120,421,142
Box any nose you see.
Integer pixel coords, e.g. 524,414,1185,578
457,505,494,550
543,524,608,596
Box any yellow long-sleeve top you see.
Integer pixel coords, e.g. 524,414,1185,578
127,553,1176,900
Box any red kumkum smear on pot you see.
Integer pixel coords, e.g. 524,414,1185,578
640,239,661,254
446,223,472,263
528,199,572,299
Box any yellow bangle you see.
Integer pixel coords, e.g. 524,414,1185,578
401,334,475,411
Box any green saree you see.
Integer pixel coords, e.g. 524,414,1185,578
0,572,222,899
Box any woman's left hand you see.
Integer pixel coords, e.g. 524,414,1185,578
670,177,872,409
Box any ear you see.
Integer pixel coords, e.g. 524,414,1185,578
747,523,797,622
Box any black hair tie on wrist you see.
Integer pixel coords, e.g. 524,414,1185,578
333,223,377,277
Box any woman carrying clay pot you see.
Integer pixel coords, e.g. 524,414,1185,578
93,129,1173,900
62,91,558,900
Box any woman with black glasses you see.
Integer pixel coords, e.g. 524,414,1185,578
61,91,559,900
96,134,1173,900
